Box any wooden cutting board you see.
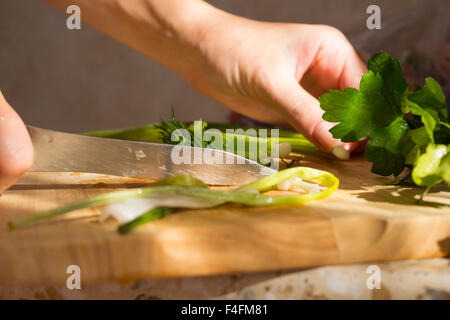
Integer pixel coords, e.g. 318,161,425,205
0,152,449,286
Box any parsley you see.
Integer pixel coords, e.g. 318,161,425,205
319,51,450,194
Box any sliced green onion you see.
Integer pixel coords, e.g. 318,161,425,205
8,167,338,233
118,207,174,234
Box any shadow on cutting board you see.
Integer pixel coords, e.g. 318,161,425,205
438,237,450,257
355,185,449,208
286,153,449,207
8,182,151,190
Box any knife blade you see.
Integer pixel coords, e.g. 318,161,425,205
26,126,277,185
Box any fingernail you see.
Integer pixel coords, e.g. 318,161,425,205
332,144,350,160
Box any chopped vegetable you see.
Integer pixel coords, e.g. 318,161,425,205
118,208,174,235
84,108,322,166
102,194,222,224
8,167,339,233
319,51,450,197
277,177,320,194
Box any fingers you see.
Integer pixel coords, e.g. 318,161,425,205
308,26,367,92
267,77,357,157
287,27,367,155
0,91,34,191
338,48,367,91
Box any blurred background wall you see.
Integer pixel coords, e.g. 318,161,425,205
0,0,431,132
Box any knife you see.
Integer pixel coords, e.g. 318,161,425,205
27,126,277,185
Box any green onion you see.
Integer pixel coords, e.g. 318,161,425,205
84,110,323,163
12,110,338,233
118,207,174,234
8,167,339,233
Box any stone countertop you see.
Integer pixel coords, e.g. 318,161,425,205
218,258,450,300
0,258,448,300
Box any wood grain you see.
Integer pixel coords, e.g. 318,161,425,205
0,153,449,286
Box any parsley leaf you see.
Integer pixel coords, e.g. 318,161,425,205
320,52,406,143
365,118,409,176
407,77,448,122
412,144,450,186
406,101,437,143
367,51,408,111
319,51,450,197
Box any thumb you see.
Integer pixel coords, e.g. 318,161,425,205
269,78,355,158
0,91,34,190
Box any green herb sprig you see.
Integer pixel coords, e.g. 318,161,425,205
319,51,449,195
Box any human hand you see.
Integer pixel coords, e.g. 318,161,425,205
176,15,367,157
43,0,367,158
0,91,33,191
